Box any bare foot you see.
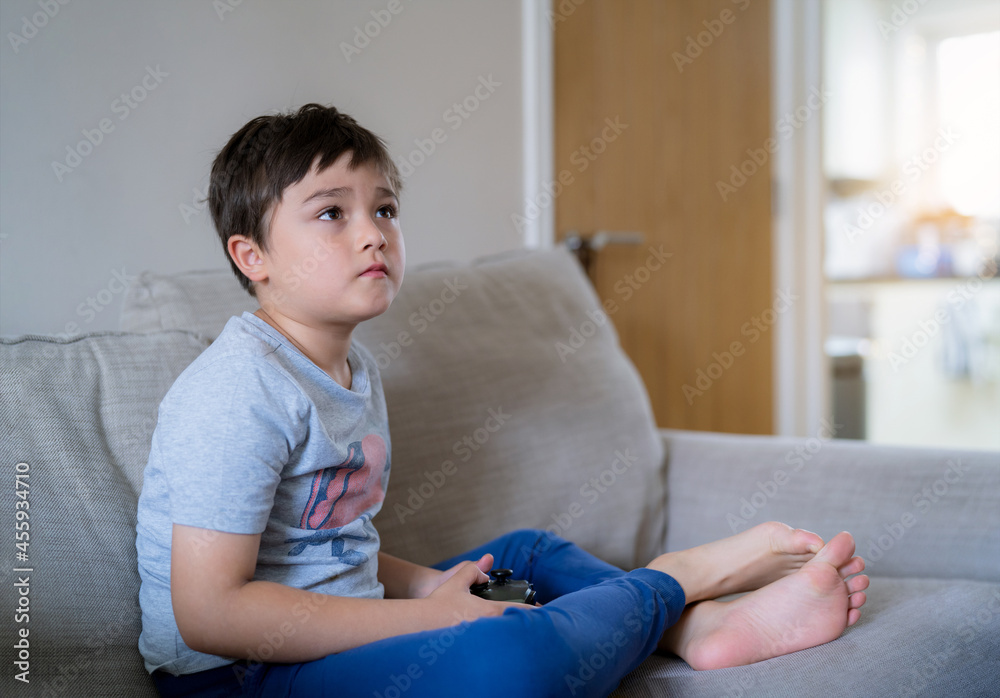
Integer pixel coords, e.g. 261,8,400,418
647,522,825,602
662,531,869,670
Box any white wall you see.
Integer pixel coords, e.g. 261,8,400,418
0,0,533,336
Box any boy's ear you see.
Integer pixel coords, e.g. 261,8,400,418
227,235,269,284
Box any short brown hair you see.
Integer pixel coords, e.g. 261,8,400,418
208,103,402,296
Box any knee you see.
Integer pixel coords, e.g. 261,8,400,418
469,610,581,691
479,611,625,697
500,528,572,565
486,529,584,577
507,528,571,551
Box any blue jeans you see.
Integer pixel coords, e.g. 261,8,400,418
152,529,685,698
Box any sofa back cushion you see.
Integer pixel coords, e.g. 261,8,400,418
121,269,257,339
120,248,667,568
0,331,210,695
357,250,667,567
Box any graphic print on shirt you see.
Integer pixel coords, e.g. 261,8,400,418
285,433,388,561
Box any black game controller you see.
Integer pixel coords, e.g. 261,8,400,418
470,569,536,605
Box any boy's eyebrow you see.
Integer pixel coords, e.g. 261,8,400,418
301,186,398,205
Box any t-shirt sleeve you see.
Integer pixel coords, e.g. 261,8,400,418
153,357,308,535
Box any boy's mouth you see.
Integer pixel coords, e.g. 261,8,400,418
360,263,388,278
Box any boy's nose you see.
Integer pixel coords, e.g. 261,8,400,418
358,220,387,250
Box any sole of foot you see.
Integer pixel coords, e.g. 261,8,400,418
677,531,869,670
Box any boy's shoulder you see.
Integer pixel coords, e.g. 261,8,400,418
162,312,383,412
182,312,281,368
163,313,301,407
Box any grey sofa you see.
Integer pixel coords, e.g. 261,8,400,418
1,247,998,697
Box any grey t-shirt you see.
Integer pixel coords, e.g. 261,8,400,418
135,312,391,675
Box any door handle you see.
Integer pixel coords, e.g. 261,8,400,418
563,230,646,275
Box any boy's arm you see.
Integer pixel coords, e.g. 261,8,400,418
171,524,506,662
377,551,494,600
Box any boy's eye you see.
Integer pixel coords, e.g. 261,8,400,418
319,207,342,221
376,204,397,219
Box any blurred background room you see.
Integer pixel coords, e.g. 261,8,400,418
1,0,997,450
822,0,999,449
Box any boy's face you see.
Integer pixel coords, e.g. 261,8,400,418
250,152,405,329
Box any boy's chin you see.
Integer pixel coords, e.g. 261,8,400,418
344,298,396,325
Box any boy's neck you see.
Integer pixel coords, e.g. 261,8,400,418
253,308,355,389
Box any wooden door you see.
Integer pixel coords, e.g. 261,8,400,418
554,0,774,434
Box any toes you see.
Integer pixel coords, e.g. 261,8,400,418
838,556,866,578
764,521,824,555
848,591,867,610
760,521,793,553
847,608,862,626
846,574,869,596
813,531,856,568
794,528,824,555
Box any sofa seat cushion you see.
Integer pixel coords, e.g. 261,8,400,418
613,576,1000,697
120,249,667,568
0,331,210,696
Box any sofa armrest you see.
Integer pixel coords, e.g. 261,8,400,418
660,428,1000,582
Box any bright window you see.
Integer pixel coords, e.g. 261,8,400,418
937,31,1000,217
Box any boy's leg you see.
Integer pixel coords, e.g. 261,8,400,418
436,521,830,604
245,567,685,698
167,527,868,695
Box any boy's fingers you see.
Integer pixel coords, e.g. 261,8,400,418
452,560,488,588
476,553,494,575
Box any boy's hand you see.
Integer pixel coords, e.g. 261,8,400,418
424,559,535,622
416,553,494,598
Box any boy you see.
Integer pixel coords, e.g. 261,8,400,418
135,104,869,697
